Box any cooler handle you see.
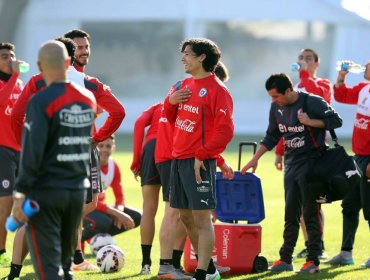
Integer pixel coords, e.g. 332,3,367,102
238,141,257,170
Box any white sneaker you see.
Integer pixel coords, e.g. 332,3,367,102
206,270,221,280
141,264,152,275
214,261,230,274
361,258,370,268
71,260,99,271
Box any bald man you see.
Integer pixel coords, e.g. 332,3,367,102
10,40,97,280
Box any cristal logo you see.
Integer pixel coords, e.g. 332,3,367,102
222,229,230,260
354,118,369,130
59,105,94,128
285,137,305,148
175,117,196,133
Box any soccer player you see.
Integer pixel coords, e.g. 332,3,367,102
323,61,370,267
241,73,342,274
0,42,25,267
130,102,162,274
10,40,96,280
163,38,234,280
275,49,331,260
81,135,141,241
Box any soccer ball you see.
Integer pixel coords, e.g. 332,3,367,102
96,244,125,273
89,233,115,255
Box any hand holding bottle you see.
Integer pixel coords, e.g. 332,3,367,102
336,60,365,74
11,60,30,74
6,198,40,232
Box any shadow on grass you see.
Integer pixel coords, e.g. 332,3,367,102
218,265,365,279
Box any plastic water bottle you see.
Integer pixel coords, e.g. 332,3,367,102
291,62,301,72
336,61,365,73
6,199,40,232
18,62,30,73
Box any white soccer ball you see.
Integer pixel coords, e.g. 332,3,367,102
96,244,125,273
90,233,115,255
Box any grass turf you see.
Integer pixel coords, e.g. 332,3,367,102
1,135,369,280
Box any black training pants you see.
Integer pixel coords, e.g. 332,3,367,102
26,188,85,280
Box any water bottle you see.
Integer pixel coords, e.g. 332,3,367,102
336,61,365,74
6,199,40,232
291,62,301,72
18,62,30,73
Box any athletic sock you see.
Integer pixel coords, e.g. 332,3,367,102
0,249,5,255
207,258,216,274
7,263,23,279
141,244,152,267
172,249,183,269
304,241,308,248
73,250,84,265
193,269,207,280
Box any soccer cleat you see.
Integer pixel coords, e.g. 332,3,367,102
361,258,370,268
206,270,221,280
214,261,230,274
71,260,99,271
0,253,11,266
299,261,319,274
157,268,192,279
141,264,152,275
295,248,308,258
269,260,293,272
323,253,354,265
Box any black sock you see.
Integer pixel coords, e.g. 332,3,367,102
0,249,5,255
207,258,216,274
304,241,308,248
193,269,207,280
172,249,183,269
7,263,23,279
160,259,173,265
141,244,152,267
73,250,84,265
322,240,325,251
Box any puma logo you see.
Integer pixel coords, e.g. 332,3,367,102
200,199,209,206
24,121,32,131
278,109,284,116
324,109,332,114
345,169,360,178
219,109,227,115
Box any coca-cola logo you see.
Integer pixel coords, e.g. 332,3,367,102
354,118,369,130
285,137,305,148
175,117,196,133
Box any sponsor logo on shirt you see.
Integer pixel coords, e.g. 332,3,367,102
10,93,20,100
285,137,305,148
175,117,196,133
59,105,94,128
354,118,369,130
198,88,207,97
58,136,91,145
179,104,199,115
278,124,305,133
197,186,210,193
56,152,90,162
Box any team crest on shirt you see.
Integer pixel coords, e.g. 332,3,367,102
198,88,207,97
2,180,10,189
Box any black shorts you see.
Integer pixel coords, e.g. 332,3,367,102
86,146,102,203
140,139,160,186
156,159,173,202
0,146,19,197
170,158,216,210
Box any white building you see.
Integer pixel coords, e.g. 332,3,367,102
2,0,370,136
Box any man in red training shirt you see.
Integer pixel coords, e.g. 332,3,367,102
163,38,234,280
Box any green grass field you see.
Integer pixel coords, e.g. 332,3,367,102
1,135,369,280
